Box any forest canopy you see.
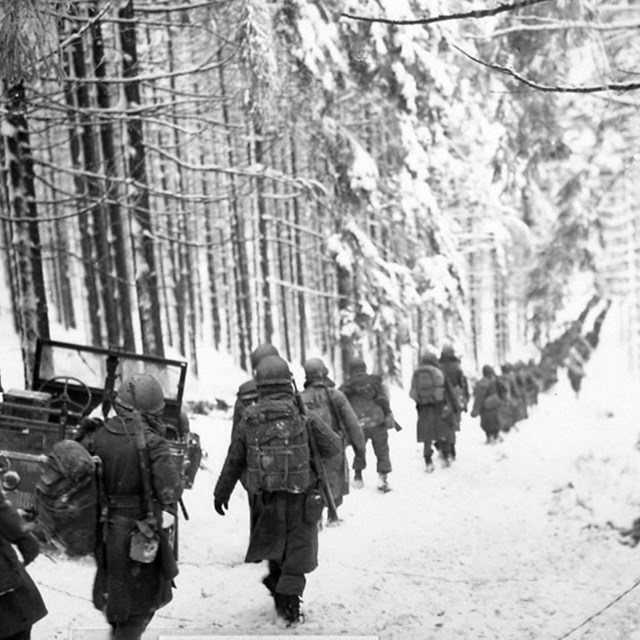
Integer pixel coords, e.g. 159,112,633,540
0,0,637,384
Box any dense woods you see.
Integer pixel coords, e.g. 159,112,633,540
0,0,638,385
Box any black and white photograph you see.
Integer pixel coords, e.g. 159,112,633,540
1,1,640,639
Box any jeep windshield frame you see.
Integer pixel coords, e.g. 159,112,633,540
32,339,188,426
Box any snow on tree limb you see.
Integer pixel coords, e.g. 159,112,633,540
449,41,640,93
340,0,550,26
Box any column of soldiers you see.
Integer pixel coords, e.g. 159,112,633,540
470,360,540,444
469,301,611,442
409,346,468,472
3,301,610,638
214,345,408,626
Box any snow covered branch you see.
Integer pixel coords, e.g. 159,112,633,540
340,0,549,26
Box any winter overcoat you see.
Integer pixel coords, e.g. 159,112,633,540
470,377,502,437
83,410,183,626
301,381,366,505
0,489,48,638
214,390,341,582
410,363,460,444
439,354,470,430
339,373,391,431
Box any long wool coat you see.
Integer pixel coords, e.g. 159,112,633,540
410,363,461,444
0,489,48,638
214,390,341,577
301,381,366,505
83,411,183,625
471,377,502,437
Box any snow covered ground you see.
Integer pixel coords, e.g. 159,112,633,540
16,303,640,640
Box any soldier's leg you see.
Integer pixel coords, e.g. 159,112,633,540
370,428,391,474
352,429,369,487
352,430,369,473
263,559,282,595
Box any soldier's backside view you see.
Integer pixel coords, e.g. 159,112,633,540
339,358,396,492
300,357,366,524
80,373,183,640
214,355,341,626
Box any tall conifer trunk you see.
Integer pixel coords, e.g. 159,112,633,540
0,81,50,384
118,0,164,356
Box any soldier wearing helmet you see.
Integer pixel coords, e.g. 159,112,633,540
0,485,47,640
230,343,280,442
339,357,396,492
214,355,341,626
439,343,469,461
411,350,461,472
79,373,183,640
300,357,365,524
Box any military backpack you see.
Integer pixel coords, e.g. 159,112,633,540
244,397,311,494
412,365,446,405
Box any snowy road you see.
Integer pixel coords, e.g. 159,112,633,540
30,322,640,640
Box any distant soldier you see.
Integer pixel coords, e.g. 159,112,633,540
0,485,47,640
470,365,505,444
300,358,366,524
409,351,460,472
339,358,397,492
439,344,469,460
80,373,183,640
520,360,541,407
214,356,341,626
497,365,517,432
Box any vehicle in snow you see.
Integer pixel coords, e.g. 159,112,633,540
0,338,201,519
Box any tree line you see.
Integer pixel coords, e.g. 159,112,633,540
0,0,635,384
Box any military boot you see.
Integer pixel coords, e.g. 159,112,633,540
377,473,390,493
275,593,303,626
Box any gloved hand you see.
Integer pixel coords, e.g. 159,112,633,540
214,498,228,516
17,532,40,566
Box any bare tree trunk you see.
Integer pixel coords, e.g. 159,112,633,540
0,141,20,334
0,81,50,384
200,143,222,348
58,10,101,345
276,234,292,362
118,0,164,356
166,14,198,376
218,52,249,370
254,120,273,343
43,117,75,329
90,0,135,351
289,137,307,364
69,6,119,346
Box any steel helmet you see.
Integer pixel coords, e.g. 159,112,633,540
420,350,438,365
254,355,292,388
115,373,165,414
441,343,455,358
348,357,367,375
303,358,329,381
250,343,280,371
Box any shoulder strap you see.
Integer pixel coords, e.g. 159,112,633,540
323,387,348,442
122,414,157,522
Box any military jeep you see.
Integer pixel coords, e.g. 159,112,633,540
0,338,201,518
